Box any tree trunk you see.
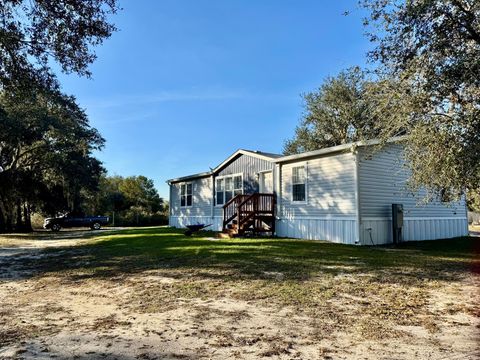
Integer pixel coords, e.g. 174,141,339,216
0,203,5,233
15,200,24,232
23,202,33,232
0,198,14,233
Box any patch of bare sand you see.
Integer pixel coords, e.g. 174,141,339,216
0,270,479,360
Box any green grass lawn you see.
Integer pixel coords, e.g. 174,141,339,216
33,227,478,311
40,226,478,278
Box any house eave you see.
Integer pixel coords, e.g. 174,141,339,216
211,149,279,173
166,171,213,185
274,136,407,163
167,149,280,185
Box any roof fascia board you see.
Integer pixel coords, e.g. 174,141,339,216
166,149,277,184
274,136,407,163
166,171,212,184
211,149,277,173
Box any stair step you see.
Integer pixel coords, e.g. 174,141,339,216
222,193,276,237
216,232,234,239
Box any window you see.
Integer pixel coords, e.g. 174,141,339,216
216,178,224,205
216,174,243,205
234,175,242,196
180,183,193,207
292,166,306,202
225,177,233,203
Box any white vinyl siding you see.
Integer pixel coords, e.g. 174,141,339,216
280,152,356,219
357,144,468,244
171,177,212,217
358,144,466,219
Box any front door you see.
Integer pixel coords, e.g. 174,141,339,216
259,171,273,193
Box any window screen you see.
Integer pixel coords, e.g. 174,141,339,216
216,175,243,205
292,166,306,202
225,177,233,203
234,175,243,196
216,178,224,205
180,183,193,207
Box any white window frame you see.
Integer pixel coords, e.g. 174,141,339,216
180,182,193,208
215,173,243,206
291,163,308,204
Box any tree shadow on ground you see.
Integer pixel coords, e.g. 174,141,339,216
1,227,479,285
0,228,119,241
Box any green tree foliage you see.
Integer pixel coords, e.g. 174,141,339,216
84,175,168,227
0,0,119,91
0,90,104,232
467,189,480,213
360,0,480,201
283,67,381,155
0,1,118,232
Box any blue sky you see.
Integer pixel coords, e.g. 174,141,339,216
57,0,372,199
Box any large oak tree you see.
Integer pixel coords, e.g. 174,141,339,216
0,0,118,231
284,67,381,155
361,0,480,202
0,0,119,92
0,91,105,231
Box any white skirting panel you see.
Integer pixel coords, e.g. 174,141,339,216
276,218,358,245
360,217,469,245
169,216,223,231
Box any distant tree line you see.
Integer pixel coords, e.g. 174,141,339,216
83,175,169,227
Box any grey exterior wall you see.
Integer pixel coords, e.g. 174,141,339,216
217,154,274,193
170,153,275,228
357,144,468,244
213,154,275,218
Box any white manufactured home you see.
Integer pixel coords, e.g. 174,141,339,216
167,138,468,245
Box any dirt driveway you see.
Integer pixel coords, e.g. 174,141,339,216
0,228,479,359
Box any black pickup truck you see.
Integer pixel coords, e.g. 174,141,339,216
43,213,109,231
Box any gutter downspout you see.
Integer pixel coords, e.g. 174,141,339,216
167,181,173,227
464,193,469,236
353,147,361,245
276,163,282,226
211,175,215,223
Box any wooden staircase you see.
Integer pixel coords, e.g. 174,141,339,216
222,193,276,237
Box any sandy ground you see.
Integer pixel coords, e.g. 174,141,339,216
470,225,480,237
0,230,479,359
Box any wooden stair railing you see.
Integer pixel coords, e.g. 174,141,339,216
222,194,248,230
222,193,276,235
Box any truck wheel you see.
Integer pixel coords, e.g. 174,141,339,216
51,224,61,232
91,222,101,230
